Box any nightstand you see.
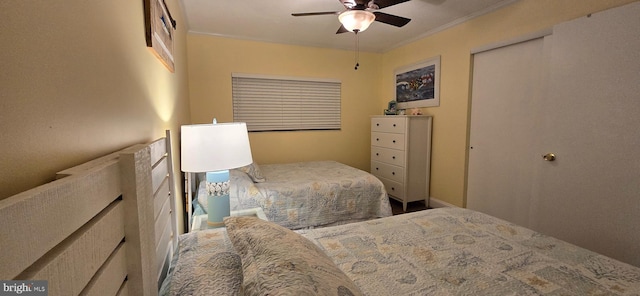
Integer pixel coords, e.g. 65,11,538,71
190,207,268,232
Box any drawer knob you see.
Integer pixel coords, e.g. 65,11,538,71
392,140,396,143
375,167,379,170
392,172,395,175
376,138,379,141
393,124,396,127
376,123,380,126
391,187,395,191
376,153,379,156
392,156,395,159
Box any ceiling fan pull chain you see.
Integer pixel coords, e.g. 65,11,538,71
354,30,360,70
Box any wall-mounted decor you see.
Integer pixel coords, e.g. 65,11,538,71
395,56,440,108
144,0,176,72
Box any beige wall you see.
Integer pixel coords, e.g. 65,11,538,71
3,0,631,214
0,0,192,226
187,35,383,170
186,0,634,209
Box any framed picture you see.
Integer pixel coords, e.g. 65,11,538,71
394,56,440,108
384,100,398,115
144,0,176,72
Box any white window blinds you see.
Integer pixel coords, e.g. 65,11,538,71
232,74,341,132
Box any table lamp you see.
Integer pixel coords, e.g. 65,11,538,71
181,121,253,227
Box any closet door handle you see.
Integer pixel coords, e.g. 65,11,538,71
543,153,556,161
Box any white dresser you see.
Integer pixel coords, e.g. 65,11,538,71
370,115,432,211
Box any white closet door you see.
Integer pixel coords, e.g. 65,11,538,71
467,37,548,226
468,2,640,267
532,3,640,266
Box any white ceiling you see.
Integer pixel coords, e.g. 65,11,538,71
180,0,519,53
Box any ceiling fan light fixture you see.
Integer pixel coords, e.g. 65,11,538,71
338,10,375,32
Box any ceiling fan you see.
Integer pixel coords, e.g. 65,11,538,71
292,0,412,34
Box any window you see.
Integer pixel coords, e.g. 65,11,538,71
232,73,341,132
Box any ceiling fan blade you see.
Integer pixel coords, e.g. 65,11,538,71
372,0,411,9
292,11,340,17
373,11,411,27
336,25,349,34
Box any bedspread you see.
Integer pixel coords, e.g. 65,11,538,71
166,208,640,295
299,208,640,295
198,161,392,230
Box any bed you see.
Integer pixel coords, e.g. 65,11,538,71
163,208,640,295
3,134,640,296
192,160,392,230
0,132,177,296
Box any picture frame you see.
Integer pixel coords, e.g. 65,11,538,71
144,0,176,72
394,56,440,108
388,100,397,112
384,100,398,115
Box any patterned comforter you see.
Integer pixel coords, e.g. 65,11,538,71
198,161,392,229
163,208,640,295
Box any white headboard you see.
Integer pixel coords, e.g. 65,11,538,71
0,131,178,296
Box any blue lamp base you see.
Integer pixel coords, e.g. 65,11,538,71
205,170,231,227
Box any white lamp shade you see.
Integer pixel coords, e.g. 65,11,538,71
338,10,376,32
180,122,253,173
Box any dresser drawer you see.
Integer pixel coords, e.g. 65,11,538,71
371,146,405,166
371,132,405,150
378,177,405,199
371,161,404,183
371,117,406,133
